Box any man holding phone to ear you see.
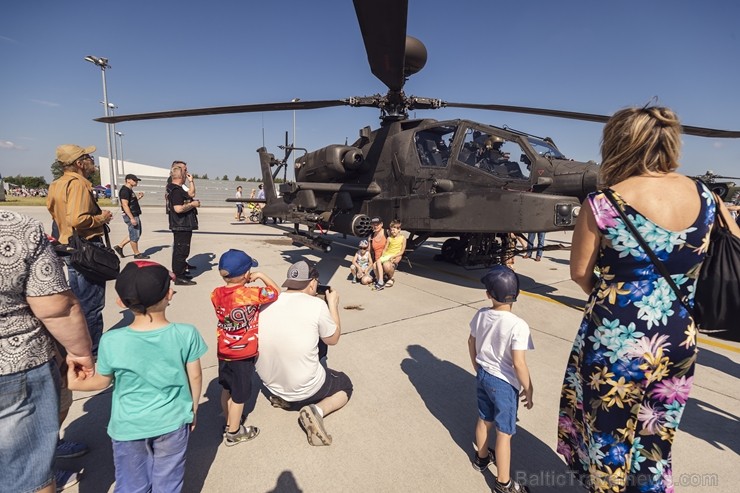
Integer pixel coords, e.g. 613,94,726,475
255,260,353,446
166,161,200,285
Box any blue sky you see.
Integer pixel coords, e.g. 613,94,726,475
1,0,739,184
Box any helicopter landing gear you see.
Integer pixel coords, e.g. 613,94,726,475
436,233,510,267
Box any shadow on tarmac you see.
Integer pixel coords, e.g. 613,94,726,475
266,470,304,493
681,397,739,455
401,345,576,491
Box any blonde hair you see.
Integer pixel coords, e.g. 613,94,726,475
599,106,682,187
170,161,187,179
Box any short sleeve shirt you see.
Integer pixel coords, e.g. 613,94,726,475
469,308,534,390
119,186,141,216
211,284,279,360
96,322,208,441
0,210,70,375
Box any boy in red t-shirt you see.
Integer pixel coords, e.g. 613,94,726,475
211,249,279,446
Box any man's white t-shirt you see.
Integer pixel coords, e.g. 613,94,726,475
469,308,534,390
256,292,337,401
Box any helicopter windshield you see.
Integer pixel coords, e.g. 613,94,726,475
458,129,530,180
527,137,565,159
415,126,455,167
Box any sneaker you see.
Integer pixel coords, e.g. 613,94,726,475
493,479,529,493
373,282,384,291
224,424,260,446
133,253,150,259
269,395,291,409
114,245,125,258
56,439,89,459
174,277,197,286
472,448,496,471
385,279,394,288
54,469,81,491
298,404,332,446
351,277,357,284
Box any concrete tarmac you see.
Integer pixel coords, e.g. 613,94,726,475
11,206,738,492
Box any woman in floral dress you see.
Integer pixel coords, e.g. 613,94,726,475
558,106,740,492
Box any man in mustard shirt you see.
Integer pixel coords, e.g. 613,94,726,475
47,144,113,353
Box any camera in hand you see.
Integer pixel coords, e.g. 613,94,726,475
316,284,331,296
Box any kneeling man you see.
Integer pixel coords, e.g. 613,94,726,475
256,260,353,446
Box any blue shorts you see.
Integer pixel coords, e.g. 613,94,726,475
112,424,190,493
0,361,60,493
122,214,142,242
476,367,518,435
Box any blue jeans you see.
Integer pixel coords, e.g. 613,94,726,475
526,231,546,259
0,361,60,493
123,214,142,242
112,424,190,493
66,260,106,354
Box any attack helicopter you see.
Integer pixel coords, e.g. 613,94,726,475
97,0,740,266
692,171,740,201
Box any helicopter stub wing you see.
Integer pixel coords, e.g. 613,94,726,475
446,102,740,139
353,0,408,92
95,100,347,124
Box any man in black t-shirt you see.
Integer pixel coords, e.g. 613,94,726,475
167,161,200,285
115,174,149,259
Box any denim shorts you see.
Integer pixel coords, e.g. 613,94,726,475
0,361,60,493
122,214,142,242
112,424,190,493
476,367,518,435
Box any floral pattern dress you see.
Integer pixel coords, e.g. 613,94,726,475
557,181,714,493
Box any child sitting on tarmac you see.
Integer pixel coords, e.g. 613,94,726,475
468,265,534,493
350,239,373,285
211,249,279,446
68,261,208,493
373,219,406,290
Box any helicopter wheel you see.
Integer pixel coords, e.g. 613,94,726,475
710,183,729,200
440,238,463,263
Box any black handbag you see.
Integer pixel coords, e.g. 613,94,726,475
69,226,120,283
604,189,740,334
692,194,740,332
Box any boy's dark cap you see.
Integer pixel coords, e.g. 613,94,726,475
218,249,258,278
370,217,381,224
480,265,519,303
115,261,173,311
282,259,320,289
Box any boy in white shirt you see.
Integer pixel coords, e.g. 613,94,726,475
468,266,534,493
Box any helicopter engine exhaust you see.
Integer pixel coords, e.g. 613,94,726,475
331,214,373,237
295,145,364,182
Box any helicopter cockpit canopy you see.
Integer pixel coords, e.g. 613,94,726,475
526,136,566,160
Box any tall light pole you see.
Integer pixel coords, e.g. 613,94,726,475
115,131,125,176
105,102,118,181
84,55,117,203
291,98,300,154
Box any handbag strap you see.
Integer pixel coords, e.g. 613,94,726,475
602,189,692,314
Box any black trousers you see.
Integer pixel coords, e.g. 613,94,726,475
172,230,192,277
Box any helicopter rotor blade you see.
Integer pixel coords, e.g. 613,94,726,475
353,0,408,92
95,100,348,124
445,102,740,139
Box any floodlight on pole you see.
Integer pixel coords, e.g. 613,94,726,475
85,54,118,203
115,131,126,176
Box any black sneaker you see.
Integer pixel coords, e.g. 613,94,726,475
493,479,529,493
174,277,197,286
472,448,496,471
114,245,125,258
133,253,150,259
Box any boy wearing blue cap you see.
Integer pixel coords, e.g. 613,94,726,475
468,266,534,493
211,249,279,446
